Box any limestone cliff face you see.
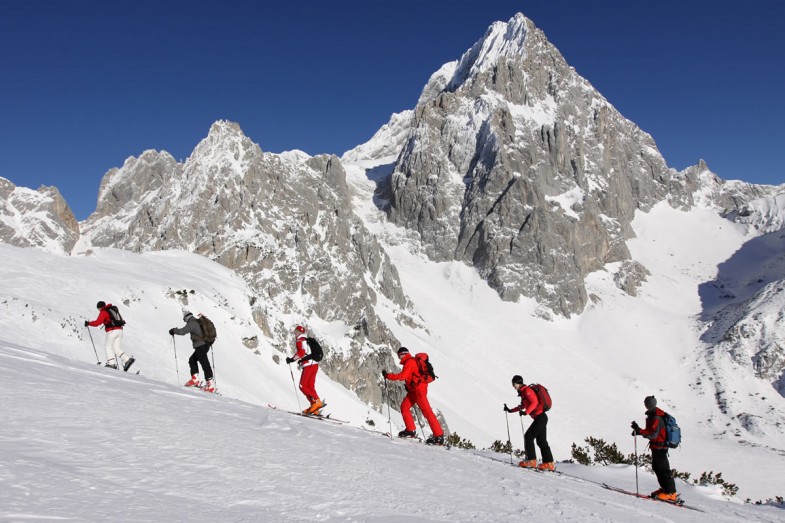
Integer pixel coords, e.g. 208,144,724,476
0,177,79,254
369,14,695,316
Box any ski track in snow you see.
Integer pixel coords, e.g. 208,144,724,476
1,344,783,522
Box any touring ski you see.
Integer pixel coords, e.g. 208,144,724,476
601,483,703,512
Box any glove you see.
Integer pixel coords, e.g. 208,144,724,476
382,370,388,379
503,404,511,413
519,409,526,417
285,357,294,364
84,320,90,327
631,421,640,435
168,328,175,336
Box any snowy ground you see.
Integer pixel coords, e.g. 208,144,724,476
2,342,783,522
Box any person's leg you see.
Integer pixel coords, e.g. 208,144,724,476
399,392,417,432
412,387,443,436
534,413,554,463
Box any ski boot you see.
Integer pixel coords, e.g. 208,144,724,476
398,430,418,438
123,357,136,372
425,435,445,446
184,375,201,387
202,379,216,393
518,459,537,468
537,462,556,472
104,361,117,369
655,492,680,503
308,399,324,415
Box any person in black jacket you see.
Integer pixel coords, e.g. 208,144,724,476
169,311,214,392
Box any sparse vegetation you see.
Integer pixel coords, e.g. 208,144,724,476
446,432,476,450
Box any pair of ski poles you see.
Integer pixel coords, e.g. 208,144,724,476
503,406,528,465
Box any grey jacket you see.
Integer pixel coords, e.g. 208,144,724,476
173,317,207,348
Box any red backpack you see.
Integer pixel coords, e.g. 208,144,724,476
414,353,436,384
529,384,552,412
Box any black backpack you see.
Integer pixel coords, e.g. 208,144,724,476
106,305,126,328
197,316,217,345
306,337,324,362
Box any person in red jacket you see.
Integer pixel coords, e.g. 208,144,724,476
286,325,323,415
505,374,554,471
382,347,444,445
631,395,679,502
85,301,134,371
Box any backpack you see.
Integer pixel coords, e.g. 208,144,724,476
414,353,436,384
106,305,126,328
529,384,552,412
661,411,681,448
306,337,324,362
197,316,217,345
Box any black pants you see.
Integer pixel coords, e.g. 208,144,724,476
524,413,554,463
651,448,676,493
189,344,213,380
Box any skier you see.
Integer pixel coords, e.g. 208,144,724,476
285,325,323,415
631,396,679,502
505,375,555,471
85,301,135,371
382,347,444,445
169,311,215,393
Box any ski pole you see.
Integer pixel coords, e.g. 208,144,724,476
384,379,393,440
210,345,217,388
288,362,302,411
634,433,639,496
171,335,180,383
86,326,100,364
504,407,514,465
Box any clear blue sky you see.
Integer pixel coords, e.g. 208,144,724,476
2,0,783,220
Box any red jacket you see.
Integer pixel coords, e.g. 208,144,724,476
88,305,122,332
510,385,543,419
639,408,668,449
385,354,421,391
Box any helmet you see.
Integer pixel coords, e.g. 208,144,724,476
644,396,657,410
294,325,306,335
511,375,524,385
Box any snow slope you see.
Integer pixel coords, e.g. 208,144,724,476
2,341,783,521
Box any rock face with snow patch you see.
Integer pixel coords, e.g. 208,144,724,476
79,121,419,408
0,177,80,254
357,14,704,316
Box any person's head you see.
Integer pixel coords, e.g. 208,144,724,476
511,375,524,391
644,395,657,411
294,325,306,336
397,347,409,360
96,301,106,309
183,311,193,322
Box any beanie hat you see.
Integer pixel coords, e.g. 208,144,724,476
294,325,306,335
644,396,657,410
183,311,193,321
96,301,106,309
511,375,524,385
397,347,409,356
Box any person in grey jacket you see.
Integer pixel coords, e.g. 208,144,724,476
169,311,214,392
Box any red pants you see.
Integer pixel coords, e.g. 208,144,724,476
401,385,442,436
299,364,319,402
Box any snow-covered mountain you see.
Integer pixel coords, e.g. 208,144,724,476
2,10,785,506
0,177,78,254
